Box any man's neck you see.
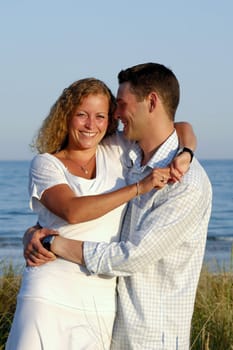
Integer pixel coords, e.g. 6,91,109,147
139,126,175,166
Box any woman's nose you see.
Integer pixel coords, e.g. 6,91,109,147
85,116,95,128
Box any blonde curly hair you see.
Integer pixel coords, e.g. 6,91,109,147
32,78,118,154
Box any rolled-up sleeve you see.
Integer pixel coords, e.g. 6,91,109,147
84,178,211,276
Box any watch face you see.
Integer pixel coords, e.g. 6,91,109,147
42,235,54,251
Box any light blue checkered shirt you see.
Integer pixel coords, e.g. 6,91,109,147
84,131,212,349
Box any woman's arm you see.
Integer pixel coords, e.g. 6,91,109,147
24,167,170,266
41,167,171,224
174,121,196,151
172,122,197,180
35,122,195,225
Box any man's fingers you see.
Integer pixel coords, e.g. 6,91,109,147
33,250,56,261
32,242,54,257
31,245,55,259
38,228,59,238
25,258,38,267
25,257,54,267
25,252,56,266
24,245,55,261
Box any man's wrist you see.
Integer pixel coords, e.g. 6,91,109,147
50,236,85,265
50,236,64,257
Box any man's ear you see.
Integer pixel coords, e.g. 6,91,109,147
148,92,157,113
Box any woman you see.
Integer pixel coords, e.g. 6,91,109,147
6,78,195,350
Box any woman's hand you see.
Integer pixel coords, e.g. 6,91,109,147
138,167,171,194
170,151,191,182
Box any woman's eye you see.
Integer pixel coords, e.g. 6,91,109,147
77,113,87,118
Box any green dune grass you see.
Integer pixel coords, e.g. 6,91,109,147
0,263,22,349
1,260,233,349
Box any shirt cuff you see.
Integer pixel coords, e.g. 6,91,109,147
83,241,105,274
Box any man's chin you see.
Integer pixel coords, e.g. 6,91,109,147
124,134,135,142
123,130,130,139
123,127,130,139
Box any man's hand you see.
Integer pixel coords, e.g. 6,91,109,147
23,224,58,266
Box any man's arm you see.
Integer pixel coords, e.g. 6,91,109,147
50,175,211,275
83,179,211,276
51,236,84,265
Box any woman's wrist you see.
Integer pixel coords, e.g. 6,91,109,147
178,147,194,162
135,182,141,197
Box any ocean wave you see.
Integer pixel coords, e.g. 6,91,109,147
207,235,233,242
0,236,22,247
0,210,34,216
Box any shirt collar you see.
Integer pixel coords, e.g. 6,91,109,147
129,130,179,171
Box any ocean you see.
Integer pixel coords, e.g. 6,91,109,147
0,159,233,271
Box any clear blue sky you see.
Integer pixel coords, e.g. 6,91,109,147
1,0,232,160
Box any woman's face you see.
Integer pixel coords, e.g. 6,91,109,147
68,94,109,150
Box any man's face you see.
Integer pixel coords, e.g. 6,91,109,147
115,82,148,141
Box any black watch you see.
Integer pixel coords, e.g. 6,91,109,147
41,235,55,251
179,147,194,162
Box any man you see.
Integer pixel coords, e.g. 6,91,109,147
25,63,212,349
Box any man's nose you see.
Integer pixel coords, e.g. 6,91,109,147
113,108,120,120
